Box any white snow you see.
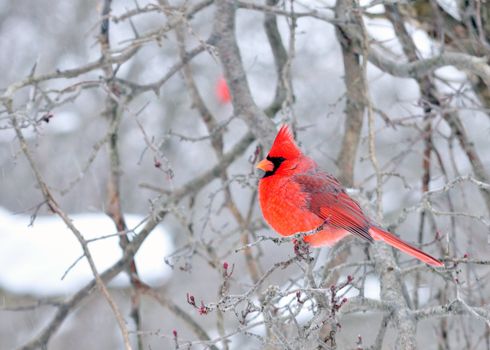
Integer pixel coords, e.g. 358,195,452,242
0,207,174,296
437,0,461,21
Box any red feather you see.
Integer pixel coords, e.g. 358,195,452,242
267,125,301,160
369,227,444,266
294,172,373,243
257,125,443,267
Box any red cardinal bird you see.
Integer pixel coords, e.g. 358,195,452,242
256,125,443,266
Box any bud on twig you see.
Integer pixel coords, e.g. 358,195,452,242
40,112,54,123
198,300,209,315
172,329,179,349
154,158,162,168
186,293,196,306
296,290,304,304
222,261,234,278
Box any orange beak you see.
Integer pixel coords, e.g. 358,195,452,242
256,158,274,173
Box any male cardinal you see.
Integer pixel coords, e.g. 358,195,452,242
256,125,443,266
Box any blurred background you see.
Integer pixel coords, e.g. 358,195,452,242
0,0,489,349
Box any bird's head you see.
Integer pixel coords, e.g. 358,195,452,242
256,125,302,179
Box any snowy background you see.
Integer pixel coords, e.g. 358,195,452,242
0,0,489,349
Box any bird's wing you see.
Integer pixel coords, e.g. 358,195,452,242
293,172,373,243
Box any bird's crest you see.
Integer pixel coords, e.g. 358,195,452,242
268,125,301,159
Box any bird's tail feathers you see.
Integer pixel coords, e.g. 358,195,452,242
369,227,443,267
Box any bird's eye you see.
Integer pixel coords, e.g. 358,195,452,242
266,155,286,165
